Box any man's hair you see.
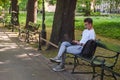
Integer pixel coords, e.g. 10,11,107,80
84,18,93,24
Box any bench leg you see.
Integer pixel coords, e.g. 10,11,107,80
112,73,117,80
72,56,79,73
26,30,29,43
100,68,104,80
91,66,96,80
18,28,21,37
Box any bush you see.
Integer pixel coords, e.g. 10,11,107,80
94,22,120,40
91,12,101,16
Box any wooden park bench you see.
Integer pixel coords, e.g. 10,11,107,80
20,22,40,43
0,16,4,23
68,40,120,80
3,15,20,32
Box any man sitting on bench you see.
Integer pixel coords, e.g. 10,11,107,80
50,18,96,71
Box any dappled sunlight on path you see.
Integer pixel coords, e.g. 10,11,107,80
0,29,18,51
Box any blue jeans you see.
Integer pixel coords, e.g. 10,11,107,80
57,41,83,65
57,41,83,57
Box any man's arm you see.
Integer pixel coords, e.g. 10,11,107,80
72,40,84,46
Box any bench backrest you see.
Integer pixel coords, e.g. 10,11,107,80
96,40,120,53
80,40,97,59
28,21,40,31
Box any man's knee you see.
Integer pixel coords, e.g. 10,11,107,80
61,41,70,46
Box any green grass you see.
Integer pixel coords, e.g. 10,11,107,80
19,12,54,28
19,12,27,24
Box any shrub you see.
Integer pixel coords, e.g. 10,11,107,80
91,12,101,16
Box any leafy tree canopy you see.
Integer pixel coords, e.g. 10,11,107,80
47,0,56,5
0,0,10,10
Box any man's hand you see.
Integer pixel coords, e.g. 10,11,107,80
72,40,79,44
72,40,84,46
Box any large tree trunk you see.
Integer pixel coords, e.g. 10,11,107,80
25,0,37,28
49,0,77,48
11,0,19,26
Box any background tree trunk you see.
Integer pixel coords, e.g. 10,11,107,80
49,0,77,47
91,0,96,12
25,0,37,28
11,0,19,26
84,0,91,16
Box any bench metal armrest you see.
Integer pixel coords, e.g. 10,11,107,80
91,56,105,65
93,55,117,59
92,53,119,68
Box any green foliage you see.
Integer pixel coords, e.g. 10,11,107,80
91,12,101,16
76,0,91,16
19,0,42,11
19,12,26,24
38,0,42,9
48,0,56,5
76,5,85,13
19,0,28,11
0,0,10,10
95,21,120,39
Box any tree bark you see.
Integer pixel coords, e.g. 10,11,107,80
25,0,37,28
49,0,77,48
11,0,19,26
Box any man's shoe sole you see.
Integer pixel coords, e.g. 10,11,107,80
52,68,65,72
50,58,61,63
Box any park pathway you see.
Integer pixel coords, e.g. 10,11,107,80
0,27,91,80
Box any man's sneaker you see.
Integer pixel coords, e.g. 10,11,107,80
50,57,62,63
52,65,65,72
